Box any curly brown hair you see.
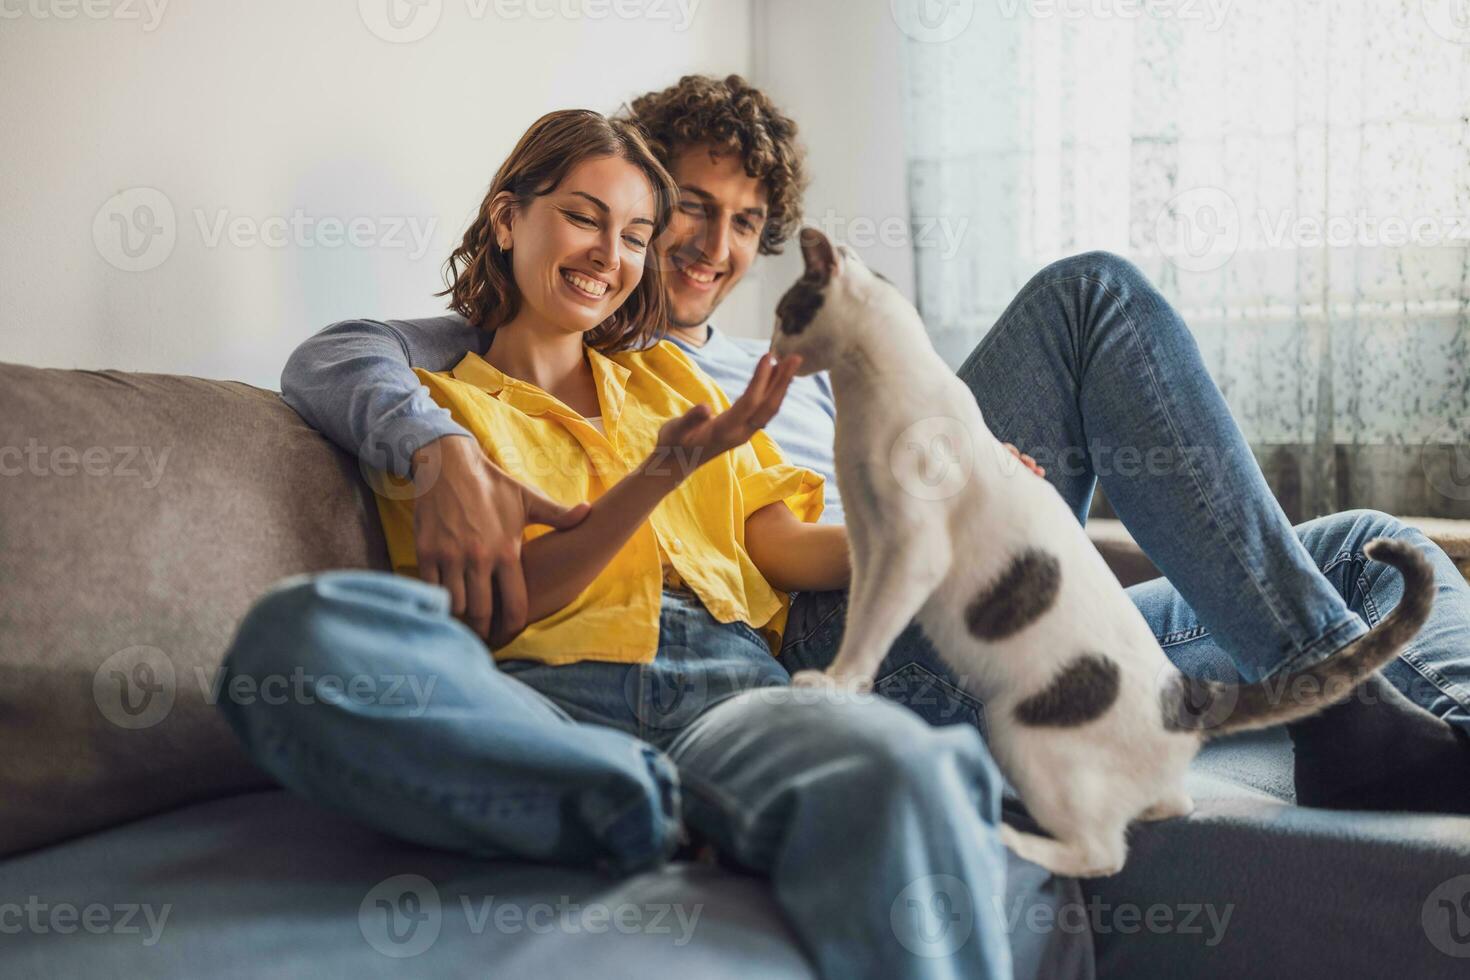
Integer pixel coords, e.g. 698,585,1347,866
623,74,807,255
439,109,677,352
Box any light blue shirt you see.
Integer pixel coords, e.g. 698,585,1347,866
280,314,845,525
666,325,842,525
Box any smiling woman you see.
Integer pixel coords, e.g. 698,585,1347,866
439,109,676,351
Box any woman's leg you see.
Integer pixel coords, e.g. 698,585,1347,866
955,251,1368,681
520,587,1018,980
1129,509,1470,812
218,570,682,874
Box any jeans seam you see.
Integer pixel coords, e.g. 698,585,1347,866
875,662,987,728
1357,553,1470,718
1319,549,1360,577
783,594,848,650
1086,272,1303,650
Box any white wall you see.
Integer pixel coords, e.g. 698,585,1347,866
741,0,913,339
0,0,753,387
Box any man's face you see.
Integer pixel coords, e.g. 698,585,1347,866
656,145,768,329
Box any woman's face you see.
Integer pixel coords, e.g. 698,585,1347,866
500,154,657,336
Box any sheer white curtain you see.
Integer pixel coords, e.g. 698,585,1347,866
902,0,1470,519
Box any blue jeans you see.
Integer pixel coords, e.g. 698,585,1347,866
783,252,1470,735
220,577,1012,980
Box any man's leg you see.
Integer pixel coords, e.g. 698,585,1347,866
218,570,682,874
953,251,1369,681
665,685,1013,980
1129,508,1470,812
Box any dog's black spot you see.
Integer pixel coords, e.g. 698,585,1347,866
1014,654,1121,727
965,548,1061,641
776,277,825,335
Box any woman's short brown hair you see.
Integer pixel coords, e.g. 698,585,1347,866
440,109,677,353
624,74,808,255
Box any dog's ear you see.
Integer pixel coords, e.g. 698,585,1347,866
799,228,839,284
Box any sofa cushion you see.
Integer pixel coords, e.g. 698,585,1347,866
0,362,389,857
0,789,1092,980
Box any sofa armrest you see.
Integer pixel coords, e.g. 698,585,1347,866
1087,517,1470,587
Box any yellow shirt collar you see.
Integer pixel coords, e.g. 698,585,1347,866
449,344,631,434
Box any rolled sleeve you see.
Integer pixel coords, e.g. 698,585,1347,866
736,430,826,524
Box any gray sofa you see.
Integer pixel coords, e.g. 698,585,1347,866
2,360,1468,979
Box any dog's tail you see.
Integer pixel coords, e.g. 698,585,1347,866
1160,537,1435,740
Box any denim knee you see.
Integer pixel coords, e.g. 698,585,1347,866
1034,250,1148,295
218,571,455,737
1311,508,1409,558
815,699,1005,823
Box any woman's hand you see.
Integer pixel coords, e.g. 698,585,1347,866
1002,442,1046,478
657,353,802,472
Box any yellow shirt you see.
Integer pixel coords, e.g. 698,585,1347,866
375,340,826,666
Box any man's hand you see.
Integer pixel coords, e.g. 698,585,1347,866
411,434,590,644
657,353,802,471
1002,442,1046,478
